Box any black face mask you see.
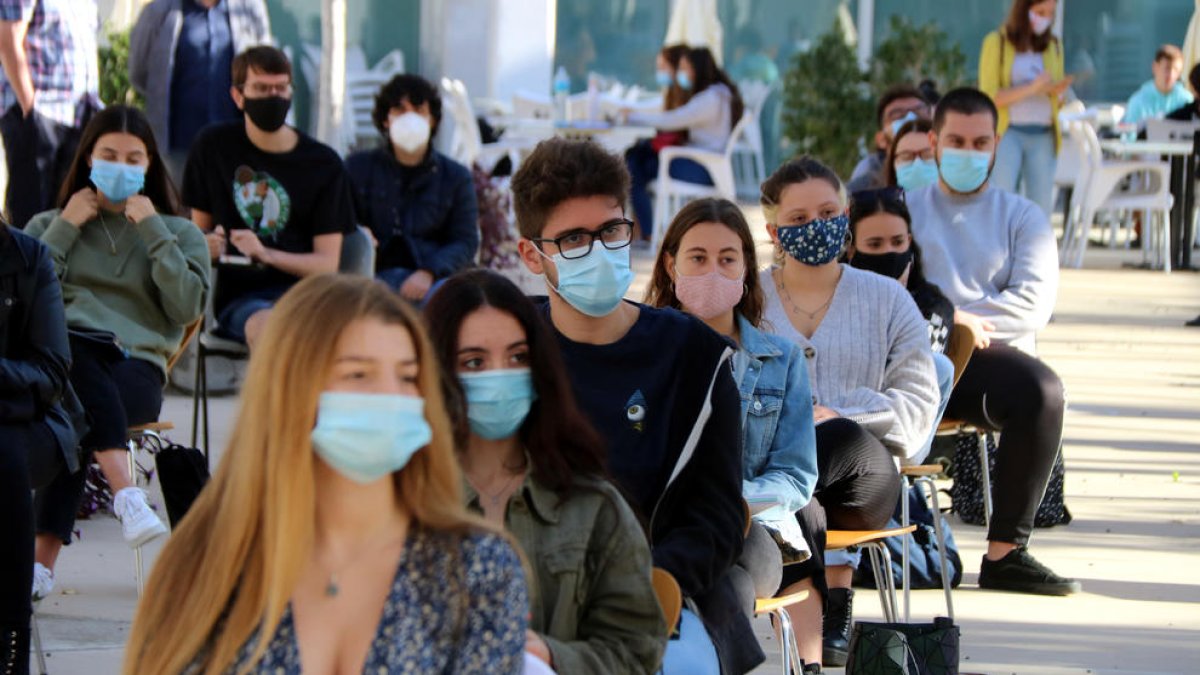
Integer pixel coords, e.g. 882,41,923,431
242,95,291,133
850,250,914,282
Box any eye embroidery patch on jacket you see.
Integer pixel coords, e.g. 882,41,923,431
625,390,648,432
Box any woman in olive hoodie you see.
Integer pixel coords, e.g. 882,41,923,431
24,106,210,597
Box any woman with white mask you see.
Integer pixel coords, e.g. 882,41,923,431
347,75,480,303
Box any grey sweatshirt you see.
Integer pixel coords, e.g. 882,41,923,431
628,84,733,152
761,265,939,460
906,184,1059,354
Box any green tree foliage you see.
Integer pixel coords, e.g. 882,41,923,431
98,28,144,108
869,15,968,97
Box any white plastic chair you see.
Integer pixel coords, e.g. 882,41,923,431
651,112,753,253
440,78,530,173
511,91,555,120
1052,101,1088,229
733,80,773,199
1061,120,1173,271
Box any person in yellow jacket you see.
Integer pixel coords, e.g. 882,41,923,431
978,0,1071,216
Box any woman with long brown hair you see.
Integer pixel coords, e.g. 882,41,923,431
124,275,527,674
979,0,1070,216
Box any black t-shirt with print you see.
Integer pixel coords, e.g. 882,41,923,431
182,121,356,310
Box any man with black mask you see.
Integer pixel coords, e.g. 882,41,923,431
183,45,355,347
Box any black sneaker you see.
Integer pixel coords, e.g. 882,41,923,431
1185,315,1200,327
978,547,1081,596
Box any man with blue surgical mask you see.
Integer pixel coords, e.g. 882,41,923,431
906,87,1079,597
847,84,932,192
512,138,761,675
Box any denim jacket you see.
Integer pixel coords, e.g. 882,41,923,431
466,473,667,675
732,314,818,514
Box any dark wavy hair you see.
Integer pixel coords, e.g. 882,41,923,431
847,190,935,294
372,73,443,140
683,47,745,124
424,269,609,501
661,43,690,111
644,198,765,326
511,138,630,239
56,105,180,215
1002,0,1057,53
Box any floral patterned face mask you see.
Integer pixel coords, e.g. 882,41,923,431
776,213,850,266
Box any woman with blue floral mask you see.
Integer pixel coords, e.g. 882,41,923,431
759,157,940,667
23,105,210,601
425,269,667,675
126,275,527,673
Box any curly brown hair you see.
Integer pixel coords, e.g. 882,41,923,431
510,138,630,239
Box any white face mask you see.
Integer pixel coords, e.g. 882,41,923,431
388,111,431,154
1028,10,1053,36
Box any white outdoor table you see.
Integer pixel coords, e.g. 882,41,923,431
1100,139,1197,269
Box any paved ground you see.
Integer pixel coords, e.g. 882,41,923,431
27,227,1200,673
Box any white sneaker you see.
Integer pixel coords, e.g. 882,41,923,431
32,563,54,601
113,487,168,548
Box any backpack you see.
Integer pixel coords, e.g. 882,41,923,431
154,443,210,527
853,484,963,590
950,431,1072,528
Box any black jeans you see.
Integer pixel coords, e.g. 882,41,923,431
779,418,902,599
33,339,163,543
945,344,1065,545
0,105,78,230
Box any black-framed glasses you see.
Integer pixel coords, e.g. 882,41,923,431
531,218,634,259
851,185,906,208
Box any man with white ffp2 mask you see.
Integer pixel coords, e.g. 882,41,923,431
347,74,479,304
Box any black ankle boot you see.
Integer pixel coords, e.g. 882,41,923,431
822,588,854,667
1,627,31,675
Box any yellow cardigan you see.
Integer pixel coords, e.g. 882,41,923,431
977,30,1065,150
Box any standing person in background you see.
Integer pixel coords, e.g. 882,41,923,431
847,85,933,192
979,0,1070,217
0,0,100,229
129,0,272,180
1122,44,1192,124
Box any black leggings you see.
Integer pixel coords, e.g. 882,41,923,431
945,344,1064,545
779,418,902,598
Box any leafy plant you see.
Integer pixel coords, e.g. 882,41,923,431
98,27,144,108
869,15,968,99
779,22,873,179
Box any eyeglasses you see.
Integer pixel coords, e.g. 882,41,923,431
851,186,906,208
532,218,634,259
240,83,293,97
894,149,935,164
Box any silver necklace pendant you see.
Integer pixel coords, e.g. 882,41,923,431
325,574,339,597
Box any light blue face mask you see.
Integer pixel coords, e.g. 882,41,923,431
460,369,537,440
310,391,431,483
90,159,146,203
895,158,940,192
676,71,693,91
655,69,673,88
539,245,634,317
889,111,918,137
938,148,993,194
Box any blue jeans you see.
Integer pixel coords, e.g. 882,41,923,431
912,351,955,465
993,124,1057,217
626,142,713,239
377,267,446,305
660,609,720,675
215,286,290,343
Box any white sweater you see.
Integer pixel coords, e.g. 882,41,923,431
628,83,733,152
761,265,940,460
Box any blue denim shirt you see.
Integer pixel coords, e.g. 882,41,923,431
732,314,818,514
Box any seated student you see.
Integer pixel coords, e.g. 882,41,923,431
905,86,1080,596
758,157,939,666
1123,44,1192,124
183,46,355,346
0,224,82,673
24,105,210,597
425,269,667,675
644,198,824,671
347,74,479,303
847,84,933,192
511,138,758,675
624,47,744,243
624,44,690,241
1166,62,1200,121
125,275,527,674
885,118,939,193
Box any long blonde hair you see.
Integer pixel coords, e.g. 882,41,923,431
124,275,483,674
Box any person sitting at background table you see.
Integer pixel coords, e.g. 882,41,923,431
1166,62,1200,121
348,74,479,304
623,47,744,245
1122,44,1192,124
624,44,690,242
426,269,667,675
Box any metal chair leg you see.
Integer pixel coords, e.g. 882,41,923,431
916,476,955,621
875,542,901,623
30,606,47,675
191,340,202,450
126,439,144,599
900,478,911,623
774,606,803,675
865,543,892,624
977,432,993,529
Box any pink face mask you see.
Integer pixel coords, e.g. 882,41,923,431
675,270,745,320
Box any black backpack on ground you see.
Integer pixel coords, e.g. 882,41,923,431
950,431,1072,528
154,443,210,527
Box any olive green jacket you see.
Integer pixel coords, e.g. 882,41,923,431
466,474,667,675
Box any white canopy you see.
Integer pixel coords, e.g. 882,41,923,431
664,0,723,64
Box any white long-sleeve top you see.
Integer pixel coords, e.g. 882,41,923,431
906,183,1059,355
760,265,940,461
627,83,733,152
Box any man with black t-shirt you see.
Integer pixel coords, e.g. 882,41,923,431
183,45,355,346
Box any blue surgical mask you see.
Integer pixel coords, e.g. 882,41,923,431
461,369,537,440
777,213,850,266
938,148,992,194
676,71,693,91
310,391,431,483
538,245,634,317
655,69,673,88
90,159,146,203
889,111,918,137
895,158,940,192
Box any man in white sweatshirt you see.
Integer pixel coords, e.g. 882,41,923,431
906,87,1079,596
